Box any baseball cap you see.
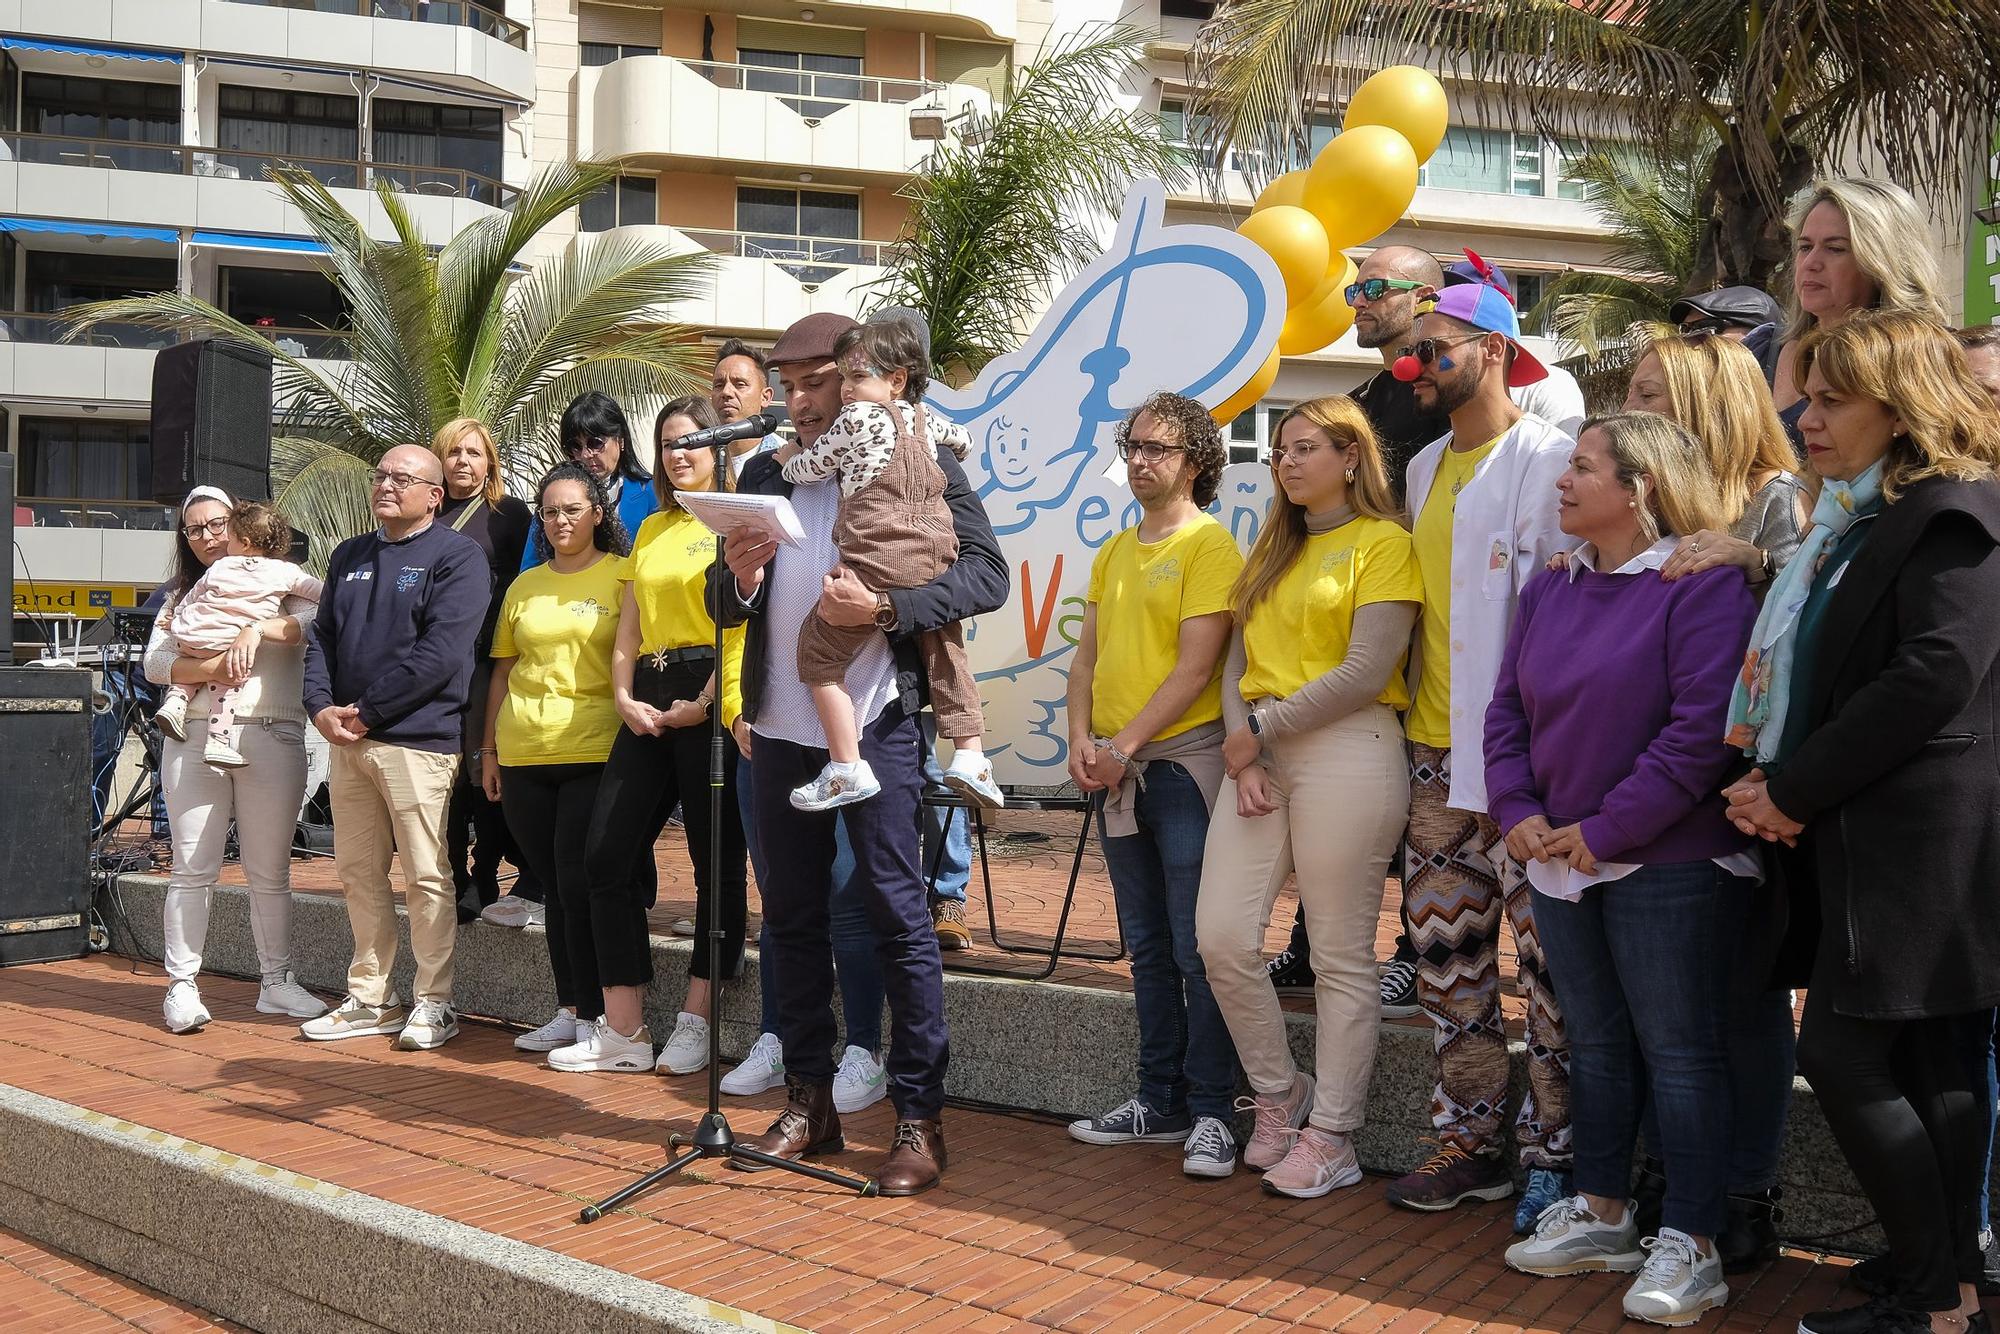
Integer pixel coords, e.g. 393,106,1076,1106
767,312,859,368
1668,285,1783,331
1441,248,1513,304
1414,281,1548,387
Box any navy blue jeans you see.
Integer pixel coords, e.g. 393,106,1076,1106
1097,761,1237,1121
738,754,884,1054
751,704,948,1120
1535,863,1750,1237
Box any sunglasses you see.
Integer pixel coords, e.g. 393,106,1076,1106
1345,277,1427,306
1395,333,1488,367
564,435,620,457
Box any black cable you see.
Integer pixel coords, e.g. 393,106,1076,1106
10,538,52,646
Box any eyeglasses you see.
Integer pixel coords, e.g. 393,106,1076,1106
1345,277,1427,306
564,435,619,457
538,503,593,524
1118,439,1187,464
1396,333,1488,368
181,516,230,540
369,468,440,493
1269,440,1336,464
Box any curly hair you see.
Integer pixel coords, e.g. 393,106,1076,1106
531,462,631,562
228,501,293,558
1116,392,1226,508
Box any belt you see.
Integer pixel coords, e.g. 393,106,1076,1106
643,645,717,669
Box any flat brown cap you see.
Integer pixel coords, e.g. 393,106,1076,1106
768,311,860,368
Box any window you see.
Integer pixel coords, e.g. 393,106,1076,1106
1554,138,1590,201
1161,0,1216,16
579,3,661,64
582,42,659,65
1420,126,1616,200
1224,404,1290,464
220,266,348,333
372,99,504,201
21,74,178,144
18,416,151,504
735,18,867,115
1160,97,1335,177
580,175,658,232
1510,273,1550,334
735,185,862,283
24,252,176,312
217,85,360,186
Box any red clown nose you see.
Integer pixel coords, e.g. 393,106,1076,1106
1392,354,1422,382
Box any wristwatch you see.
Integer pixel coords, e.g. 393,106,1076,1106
1247,707,1264,737
873,592,898,631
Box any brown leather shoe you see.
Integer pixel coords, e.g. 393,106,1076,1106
932,898,972,952
731,1076,842,1171
874,1118,946,1196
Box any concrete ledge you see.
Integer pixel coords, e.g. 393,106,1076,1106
97,874,1878,1247
0,1082,781,1334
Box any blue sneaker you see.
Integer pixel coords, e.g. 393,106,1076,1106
1516,1166,1574,1234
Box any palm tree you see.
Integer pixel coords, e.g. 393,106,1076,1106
1184,1,2000,292
62,163,713,570
865,23,1191,376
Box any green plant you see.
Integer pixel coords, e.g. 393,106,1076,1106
63,163,713,570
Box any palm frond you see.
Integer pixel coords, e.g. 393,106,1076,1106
270,436,377,577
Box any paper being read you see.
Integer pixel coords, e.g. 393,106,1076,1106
674,490,808,550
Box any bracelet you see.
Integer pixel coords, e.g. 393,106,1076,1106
1098,739,1132,768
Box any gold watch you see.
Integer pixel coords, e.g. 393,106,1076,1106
873,592,898,631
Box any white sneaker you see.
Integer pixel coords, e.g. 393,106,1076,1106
790,760,880,812
256,972,327,1019
163,979,210,1033
1623,1229,1728,1326
548,1017,653,1072
479,896,545,928
656,1012,710,1074
203,731,247,769
394,1000,459,1051
719,1031,786,1096
1507,1196,1645,1276
942,752,1005,808
831,1044,887,1113
514,1007,579,1052
153,694,188,742
301,994,406,1041
670,918,696,937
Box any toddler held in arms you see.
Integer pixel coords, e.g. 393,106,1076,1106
154,501,321,768
777,316,1003,812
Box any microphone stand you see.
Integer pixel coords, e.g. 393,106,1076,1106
580,429,876,1223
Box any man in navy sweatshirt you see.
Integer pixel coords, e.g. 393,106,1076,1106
301,443,487,1051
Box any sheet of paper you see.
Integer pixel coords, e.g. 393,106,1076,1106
674,489,808,550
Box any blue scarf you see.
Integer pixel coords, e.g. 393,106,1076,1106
1725,460,1885,761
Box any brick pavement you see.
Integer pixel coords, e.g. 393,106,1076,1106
1,954,1867,1334
0,1226,245,1333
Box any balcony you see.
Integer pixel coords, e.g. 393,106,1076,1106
575,223,887,337
580,56,976,184
219,0,527,49
14,497,173,531
616,0,1014,41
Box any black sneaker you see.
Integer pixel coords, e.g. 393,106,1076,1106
1066,1097,1192,1146
1719,1187,1782,1273
1798,1295,1932,1334
1380,957,1420,1018
1266,947,1315,996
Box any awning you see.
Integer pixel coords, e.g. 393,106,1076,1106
0,37,180,65
0,217,176,243
190,230,330,256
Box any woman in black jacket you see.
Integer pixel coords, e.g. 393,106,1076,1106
1725,312,2000,1334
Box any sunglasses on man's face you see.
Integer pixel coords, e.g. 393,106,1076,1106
1396,333,1488,367
1345,277,1427,307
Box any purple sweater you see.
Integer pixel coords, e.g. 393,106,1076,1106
1484,562,1757,865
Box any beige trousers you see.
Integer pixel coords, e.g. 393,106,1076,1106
1195,703,1409,1132
329,738,460,1005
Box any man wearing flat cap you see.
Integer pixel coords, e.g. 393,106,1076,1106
1670,285,1786,379
714,310,1008,1195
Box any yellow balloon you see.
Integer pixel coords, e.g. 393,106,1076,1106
1253,169,1308,213
1294,255,1358,317
1237,205,1331,308
1303,125,1419,250
1211,346,1282,424
1343,65,1449,162
1279,282,1359,357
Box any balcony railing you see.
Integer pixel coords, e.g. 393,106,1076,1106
680,228,887,288
218,0,528,50
0,131,191,173
15,497,175,531
0,312,180,350
684,59,940,109
251,325,351,358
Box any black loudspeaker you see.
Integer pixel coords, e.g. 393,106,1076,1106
0,666,91,965
150,338,274,505
1,452,14,661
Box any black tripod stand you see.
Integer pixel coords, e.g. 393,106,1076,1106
580,511,877,1223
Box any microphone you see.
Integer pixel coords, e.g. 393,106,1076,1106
671,413,779,452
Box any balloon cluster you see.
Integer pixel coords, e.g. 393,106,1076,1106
1212,65,1449,423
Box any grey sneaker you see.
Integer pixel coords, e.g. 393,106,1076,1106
1506,1196,1646,1276
394,1000,459,1051
719,1031,785,1096
255,972,327,1019
301,994,406,1041
1182,1115,1238,1179
655,1012,710,1074
1624,1228,1728,1326
1066,1097,1192,1146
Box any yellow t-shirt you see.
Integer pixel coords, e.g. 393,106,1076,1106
1406,435,1500,746
491,553,627,765
1239,515,1424,711
626,507,745,728
1085,515,1243,741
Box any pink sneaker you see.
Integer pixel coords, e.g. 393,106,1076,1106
1262,1126,1361,1199
1237,1070,1314,1171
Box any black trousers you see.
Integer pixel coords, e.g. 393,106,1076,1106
584,656,747,985
497,761,602,1016
1797,985,1994,1310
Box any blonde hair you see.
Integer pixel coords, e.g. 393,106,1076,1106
1633,328,1798,526
1796,311,2000,502
1782,178,1947,342
431,417,504,505
1231,396,1399,619
1581,412,1728,544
